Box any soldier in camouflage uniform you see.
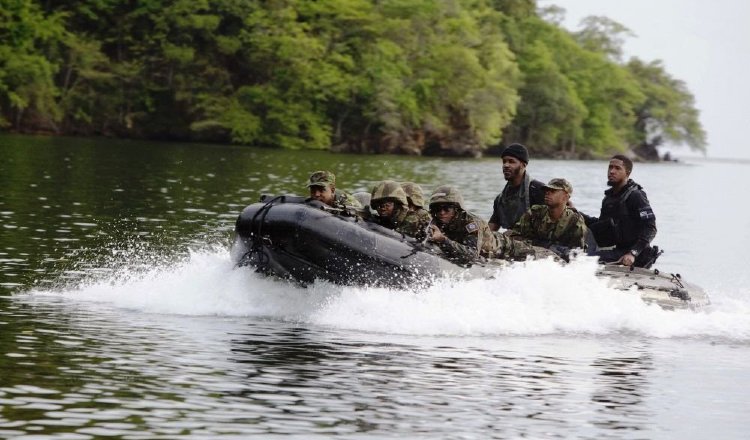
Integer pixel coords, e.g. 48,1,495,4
506,178,586,260
492,232,558,261
307,170,362,212
427,185,499,265
400,182,432,227
370,180,429,239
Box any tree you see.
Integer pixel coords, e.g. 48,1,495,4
0,0,707,160
573,15,635,62
356,0,521,156
626,58,706,159
503,15,643,156
0,0,66,130
502,17,586,155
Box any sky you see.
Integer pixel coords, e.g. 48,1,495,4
546,0,750,160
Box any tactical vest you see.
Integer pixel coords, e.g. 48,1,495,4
496,174,544,228
591,185,638,247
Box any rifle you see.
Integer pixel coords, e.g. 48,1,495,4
421,218,434,245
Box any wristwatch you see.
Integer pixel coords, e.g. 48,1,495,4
629,249,639,257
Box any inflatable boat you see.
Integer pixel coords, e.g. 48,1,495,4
231,195,710,310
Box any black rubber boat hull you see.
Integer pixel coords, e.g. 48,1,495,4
232,195,461,287
232,196,710,310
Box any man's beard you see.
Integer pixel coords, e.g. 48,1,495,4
606,180,614,187
504,169,520,181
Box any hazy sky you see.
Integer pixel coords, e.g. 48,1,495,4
547,0,750,159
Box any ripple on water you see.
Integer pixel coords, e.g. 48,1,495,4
2,145,750,438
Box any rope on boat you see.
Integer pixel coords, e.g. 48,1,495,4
238,195,286,269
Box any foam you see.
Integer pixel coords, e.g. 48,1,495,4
23,248,750,341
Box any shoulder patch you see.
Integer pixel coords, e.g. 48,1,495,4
639,209,654,219
465,222,479,233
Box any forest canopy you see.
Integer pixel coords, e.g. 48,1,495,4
0,0,706,158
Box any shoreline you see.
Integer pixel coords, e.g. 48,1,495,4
0,131,718,163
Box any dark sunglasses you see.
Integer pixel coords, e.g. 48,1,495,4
431,205,455,213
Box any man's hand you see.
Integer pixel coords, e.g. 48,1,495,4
618,252,635,266
429,224,446,243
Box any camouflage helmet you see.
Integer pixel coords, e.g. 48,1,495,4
370,180,408,207
429,185,466,210
306,170,335,188
400,182,426,208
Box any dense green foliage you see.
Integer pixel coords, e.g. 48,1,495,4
0,0,706,157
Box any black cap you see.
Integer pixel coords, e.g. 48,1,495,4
500,143,529,164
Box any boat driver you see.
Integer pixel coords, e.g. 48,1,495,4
577,155,659,267
307,170,362,213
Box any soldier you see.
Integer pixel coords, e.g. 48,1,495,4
400,182,432,227
488,143,545,231
506,178,586,260
307,170,362,212
370,180,429,239
580,155,659,267
427,185,498,265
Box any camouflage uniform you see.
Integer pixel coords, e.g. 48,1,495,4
377,206,428,239
492,232,558,261
508,205,586,250
371,180,430,239
504,178,586,260
307,170,362,212
332,191,363,211
434,210,499,265
400,182,432,228
428,186,499,265
413,208,432,229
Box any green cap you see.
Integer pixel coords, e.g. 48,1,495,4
307,170,336,188
543,178,573,194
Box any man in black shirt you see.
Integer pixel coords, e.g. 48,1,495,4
582,155,658,267
488,143,545,231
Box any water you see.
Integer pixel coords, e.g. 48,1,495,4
1,134,749,438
